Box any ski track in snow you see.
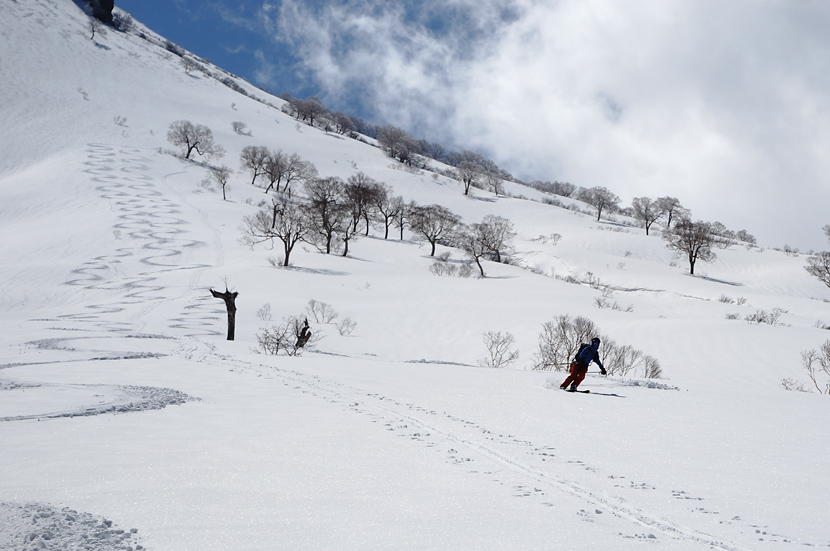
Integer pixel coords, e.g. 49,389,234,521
54,144,222,337
1,333,809,550
0,381,198,422
174,341,809,551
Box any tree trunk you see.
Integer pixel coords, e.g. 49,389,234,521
210,288,238,340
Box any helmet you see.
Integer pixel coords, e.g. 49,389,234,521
591,337,601,345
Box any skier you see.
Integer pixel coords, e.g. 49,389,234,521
560,337,606,392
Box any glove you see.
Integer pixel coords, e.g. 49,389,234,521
600,367,607,376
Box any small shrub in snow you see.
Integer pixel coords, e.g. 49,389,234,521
256,303,272,321
478,331,519,368
257,316,316,356
583,272,602,290
533,315,599,371
534,233,561,245
781,378,808,392
725,313,741,320
232,121,251,136
306,299,338,323
745,308,788,326
601,342,660,378
337,317,357,336
533,315,660,378
164,39,185,57
112,11,134,32
429,261,457,277
594,298,634,313
457,262,475,278
113,115,127,127
719,295,735,304
218,75,248,95
181,57,201,74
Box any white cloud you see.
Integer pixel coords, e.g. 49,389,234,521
272,0,830,249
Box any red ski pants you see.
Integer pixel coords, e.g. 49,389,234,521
561,361,588,389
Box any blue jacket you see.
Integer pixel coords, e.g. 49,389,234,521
576,343,604,369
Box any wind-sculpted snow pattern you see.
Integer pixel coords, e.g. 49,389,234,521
0,502,146,551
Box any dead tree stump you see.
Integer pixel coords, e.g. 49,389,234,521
210,288,238,341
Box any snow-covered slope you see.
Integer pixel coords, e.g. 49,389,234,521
1,1,829,550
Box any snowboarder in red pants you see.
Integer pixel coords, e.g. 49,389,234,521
560,337,606,391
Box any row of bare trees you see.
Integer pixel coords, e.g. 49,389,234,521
241,170,516,275
239,145,318,194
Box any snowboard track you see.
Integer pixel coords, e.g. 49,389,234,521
188,344,761,551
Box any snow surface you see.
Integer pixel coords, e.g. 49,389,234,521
1,1,829,549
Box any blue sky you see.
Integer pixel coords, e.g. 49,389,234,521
116,0,830,251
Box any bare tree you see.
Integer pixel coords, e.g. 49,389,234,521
329,111,355,135
88,16,106,40
483,170,504,196
631,197,663,235
377,125,419,165
806,252,830,288
240,145,270,187
410,205,462,256
451,150,486,195
209,165,231,200
345,172,380,236
370,184,397,239
801,342,830,394
282,94,329,126
656,197,688,229
579,187,620,221
298,96,328,126
736,229,757,246
476,214,515,263
392,198,417,240
805,225,830,288
282,154,317,195
304,177,348,254
167,121,224,160
241,199,308,266
262,149,287,194
663,219,717,275
264,151,317,195
458,225,489,277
